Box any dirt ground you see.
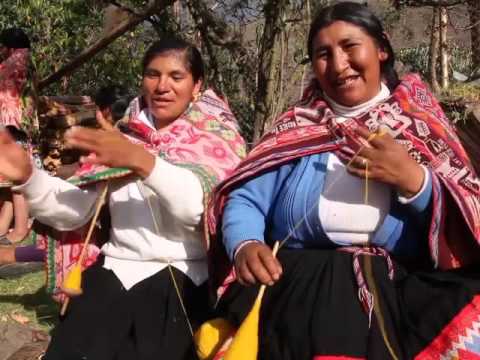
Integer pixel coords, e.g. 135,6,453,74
0,265,57,360
0,321,49,360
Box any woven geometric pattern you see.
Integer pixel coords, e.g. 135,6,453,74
416,296,480,359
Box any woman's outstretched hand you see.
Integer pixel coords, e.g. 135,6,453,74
234,241,283,286
0,129,32,184
64,110,155,178
347,127,425,198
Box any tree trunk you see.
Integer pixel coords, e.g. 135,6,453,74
429,6,441,93
468,0,480,74
39,0,176,90
253,0,290,142
439,6,449,89
184,0,251,92
272,26,287,121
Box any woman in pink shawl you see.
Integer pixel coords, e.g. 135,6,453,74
0,28,35,244
0,37,245,360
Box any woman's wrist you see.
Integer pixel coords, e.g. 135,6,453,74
396,162,425,198
16,165,33,185
234,239,261,260
128,146,155,179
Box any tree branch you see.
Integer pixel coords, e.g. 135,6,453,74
108,0,142,16
39,0,175,90
394,0,463,7
184,0,245,53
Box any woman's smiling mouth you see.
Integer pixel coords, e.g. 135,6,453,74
334,75,361,89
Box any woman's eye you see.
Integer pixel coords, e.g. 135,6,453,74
316,51,328,59
145,71,159,79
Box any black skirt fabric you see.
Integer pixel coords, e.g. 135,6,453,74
216,249,480,360
44,259,210,360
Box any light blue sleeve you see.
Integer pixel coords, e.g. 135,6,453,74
396,165,433,213
222,163,295,260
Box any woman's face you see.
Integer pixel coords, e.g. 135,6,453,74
311,21,388,107
142,52,201,127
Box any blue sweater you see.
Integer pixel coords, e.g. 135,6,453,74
222,153,433,260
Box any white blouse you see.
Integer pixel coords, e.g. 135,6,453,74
319,84,392,245
14,111,208,290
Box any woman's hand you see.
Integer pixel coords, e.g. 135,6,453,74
234,241,283,286
65,110,155,178
0,129,32,184
347,127,424,198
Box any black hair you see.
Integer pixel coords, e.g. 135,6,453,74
93,85,132,123
307,1,399,91
6,125,28,143
142,37,204,82
0,28,31,49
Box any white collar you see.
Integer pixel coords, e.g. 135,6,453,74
323,83,391,118
137,109,157,131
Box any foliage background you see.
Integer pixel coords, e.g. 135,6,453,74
0,0,151,97
0,0,479,341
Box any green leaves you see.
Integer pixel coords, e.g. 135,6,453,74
0,0,150,96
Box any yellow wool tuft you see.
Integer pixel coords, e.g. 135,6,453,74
62,264,83,296
224,294,262,360
195,317,235,360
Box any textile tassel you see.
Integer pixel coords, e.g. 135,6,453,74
364,161,369,205
358,286,374,328
60,182,109,316
223,241,280,360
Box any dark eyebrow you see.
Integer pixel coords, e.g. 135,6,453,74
170,70,186,76
144,68,160,75
314,45,329,54
338,37,362,45
315,35,364,50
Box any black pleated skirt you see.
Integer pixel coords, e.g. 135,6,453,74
44,259,210,360
216,249,480,360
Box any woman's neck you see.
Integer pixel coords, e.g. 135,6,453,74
145,110,174,130
323,83,391,118
144,102,193,130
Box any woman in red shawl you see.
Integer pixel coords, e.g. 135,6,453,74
208,3,480,359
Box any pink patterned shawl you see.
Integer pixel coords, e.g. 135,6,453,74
208,74,480,296
0,48,29,128
40,89,246,301
0,48,34,187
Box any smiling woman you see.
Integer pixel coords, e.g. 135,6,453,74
204,2,480,360
0,37,246,360
142,39,203,128
311,20,388,107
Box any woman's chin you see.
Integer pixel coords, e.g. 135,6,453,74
149,110,178,127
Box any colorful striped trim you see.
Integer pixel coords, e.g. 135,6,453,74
45,234,56,294
415,295,480,359
313,356,365,359
68,167,132,187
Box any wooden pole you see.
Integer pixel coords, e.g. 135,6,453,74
439,6,449,90
60,183,110,316
429,6,441,93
